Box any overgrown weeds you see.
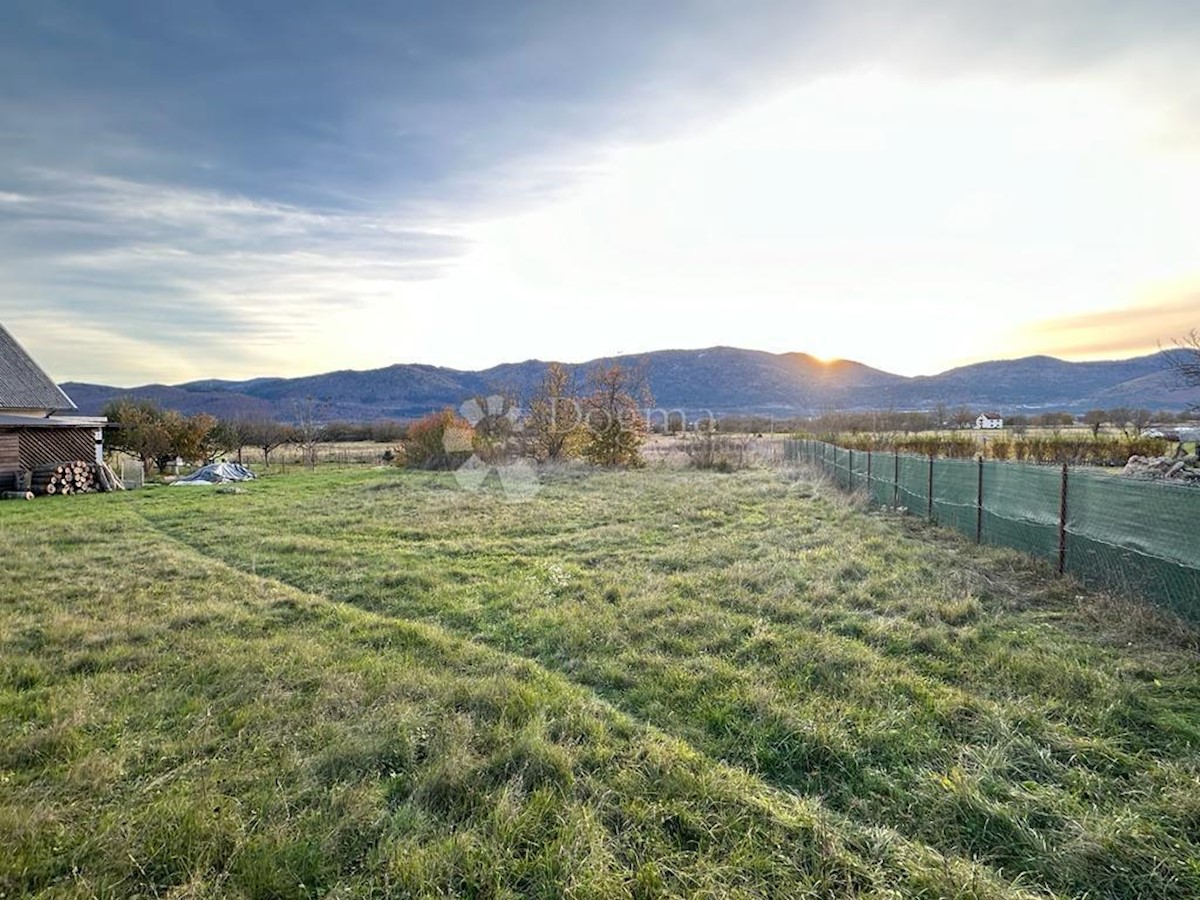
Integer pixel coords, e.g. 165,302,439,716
828,432,1171,465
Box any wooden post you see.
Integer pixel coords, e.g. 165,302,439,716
927,453,935,521
1058,463,1068,576
976,456,984,545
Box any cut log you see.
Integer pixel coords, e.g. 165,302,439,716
27,460,111,495
1,491,34,501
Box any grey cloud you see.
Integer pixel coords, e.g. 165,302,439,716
3,0,1198,382
0,166,468,377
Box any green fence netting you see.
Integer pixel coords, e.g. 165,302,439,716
897,454,929,516
980,460,1062,564
933,458,979,537
787,440,1200,620
867,458,892,507
1065,470,1200,619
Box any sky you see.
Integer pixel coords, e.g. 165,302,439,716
2,0,1199,386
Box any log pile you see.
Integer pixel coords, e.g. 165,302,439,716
29,461,126,496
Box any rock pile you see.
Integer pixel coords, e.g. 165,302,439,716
1121,454,1200,482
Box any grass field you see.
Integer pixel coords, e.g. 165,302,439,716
2,465,1199,898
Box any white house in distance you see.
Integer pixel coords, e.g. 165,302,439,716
975,412,1004,430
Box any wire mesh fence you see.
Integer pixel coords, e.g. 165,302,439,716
120,459,145,490
785,439,1200,620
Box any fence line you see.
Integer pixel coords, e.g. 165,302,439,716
785,439,1200,621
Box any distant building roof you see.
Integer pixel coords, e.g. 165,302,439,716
980,411,1002,419
0,324,76,412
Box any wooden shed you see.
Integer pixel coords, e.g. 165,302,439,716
0,324,106,489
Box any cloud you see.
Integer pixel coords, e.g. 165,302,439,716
3,1,1200,384
1022,291,1200,358
0,168,466,383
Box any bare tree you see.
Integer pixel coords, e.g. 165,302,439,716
1081,409,1106,437
951,406,975,430
294,397,323,470
1108,407,1133,437
1165,329,1200,411
1129,408,1153,436
242,417,291,467
934,402,948,428
1107,406,1152,438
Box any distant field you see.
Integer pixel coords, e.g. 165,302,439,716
3,466,1199,898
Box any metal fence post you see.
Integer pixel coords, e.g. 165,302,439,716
927,453,935,521
867,450,872,502
1058,463,1068,576
893,450,899,509
976,456,984,545
848,448,853,492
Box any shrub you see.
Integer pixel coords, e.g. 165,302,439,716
687,434,750,471
403,410,473,470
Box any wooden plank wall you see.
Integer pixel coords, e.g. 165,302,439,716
0,431,20,489
16,427,95,470
0,431,18,471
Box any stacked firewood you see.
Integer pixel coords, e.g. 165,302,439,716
29,461,125,496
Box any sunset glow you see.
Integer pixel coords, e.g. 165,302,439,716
1,3,1198,384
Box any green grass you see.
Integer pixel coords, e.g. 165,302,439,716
2,465,1199,898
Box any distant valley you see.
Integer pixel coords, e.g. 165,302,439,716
61,346,1199,422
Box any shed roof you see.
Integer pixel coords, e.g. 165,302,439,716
0,414,105,428
0,324,76,412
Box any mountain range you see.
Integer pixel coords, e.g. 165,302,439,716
60,346,1199,422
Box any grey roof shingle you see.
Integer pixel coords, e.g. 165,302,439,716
0,324,77,411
